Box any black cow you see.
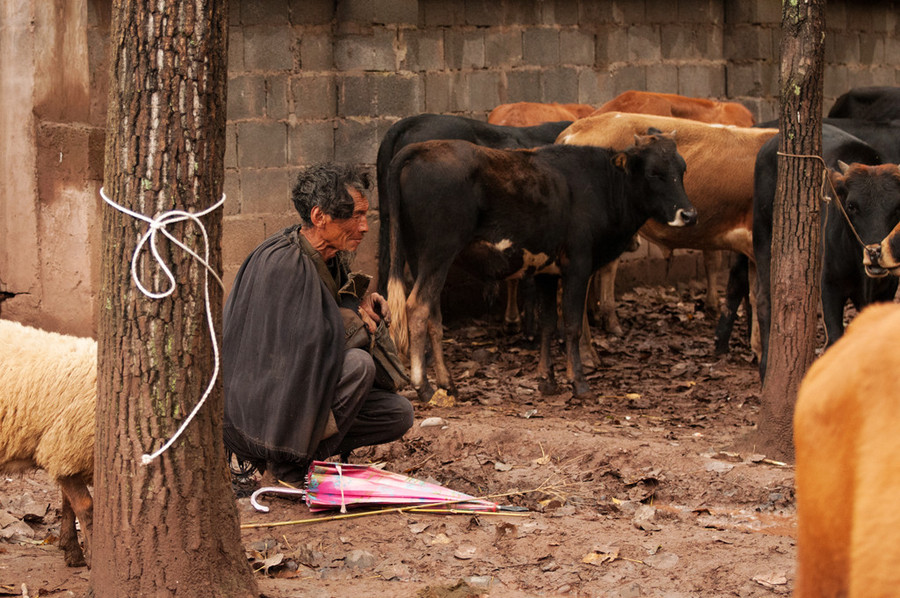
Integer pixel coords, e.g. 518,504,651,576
828,86,900,121
375,114,572,294
750,127,900,380
758,117,900,163
384,132,696,402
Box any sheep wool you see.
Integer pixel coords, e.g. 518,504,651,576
0,319,96,481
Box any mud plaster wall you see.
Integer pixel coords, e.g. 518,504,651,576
2,0,898,334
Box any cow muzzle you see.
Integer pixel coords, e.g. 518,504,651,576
669,208,697,227
863,244,889,278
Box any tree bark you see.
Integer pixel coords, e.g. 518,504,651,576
93,1,257,596
747,0,826,462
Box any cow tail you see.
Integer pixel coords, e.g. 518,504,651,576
375,132,396,297
385,151,410,358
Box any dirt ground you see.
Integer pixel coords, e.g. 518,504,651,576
0,282,798,598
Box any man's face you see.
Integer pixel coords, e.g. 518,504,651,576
320,187,370,254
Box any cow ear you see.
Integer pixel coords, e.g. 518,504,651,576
613,152,629,173
825,168,846,201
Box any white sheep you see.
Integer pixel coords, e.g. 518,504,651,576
0,319,95,567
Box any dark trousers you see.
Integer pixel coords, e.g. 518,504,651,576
269,348,414,482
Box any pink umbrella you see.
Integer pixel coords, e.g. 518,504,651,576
250,461,512,514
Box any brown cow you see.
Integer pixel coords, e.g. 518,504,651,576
557,112,777,352
795,302,900,597
488,101,595,127
591,90,756,128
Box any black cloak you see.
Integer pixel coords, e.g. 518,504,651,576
222,225,345,466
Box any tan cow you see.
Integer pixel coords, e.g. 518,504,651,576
557,112,777,354
794,302,900,597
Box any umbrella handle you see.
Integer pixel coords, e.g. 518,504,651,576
250,486,306,513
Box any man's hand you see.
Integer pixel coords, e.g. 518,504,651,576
359,293,391,333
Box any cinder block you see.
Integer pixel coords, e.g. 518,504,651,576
578,69,612,105
291,75,337,119
237,121,287,168
400,30,444,72
240,169,293,215
506,70,543,103
334,30,398,72
338,0,417,25
627,25,661,62
339,75,375,117
287,0,335,25
223,216,267,267
424,72,452,113
617,1,646,25
523,29,560,66
660,27,694,60
225,124,238,170
445,30,486,70
228,75,266,120
859,35,885,66
448,71,471,113
724,26,774,61
505,2,541,26
223,170,241,216
229,27,244,72
724,0,781,25
823,65,851,101
243,25,294,71
468,71,502,111
560,30,595,65
646,64,678,93
847,5,883,34
645,0,675,24
300,33,334,71
484,30,523,68
726,63,776,98
884,36,900,70
240,0,290,25
540,68,579,102
335,119,380,164
376,73,424,116
677,0,722,25
596,25,629,64
465,0,502,27
289,121,335,165
420,0,464,27
612,65,647,95
541,1,578,26
825,31,860,65
267,75,289,120
678,64,725,98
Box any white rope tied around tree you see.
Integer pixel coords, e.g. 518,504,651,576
99,186,225,466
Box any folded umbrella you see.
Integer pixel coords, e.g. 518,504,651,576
251,460,510,513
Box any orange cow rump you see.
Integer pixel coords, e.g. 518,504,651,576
795,302,900,597
488,101,595,127
591,90,756,127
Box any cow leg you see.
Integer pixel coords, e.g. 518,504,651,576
57,475,92,568
714,253,749,355
748,261,761,362
561,273,592,399
406,285,437,402
820,285,846,349
592,260,624,337
426,301,455,396
535,275,560,395
702,250,723,317
504,279,521,333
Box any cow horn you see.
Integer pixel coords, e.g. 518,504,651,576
838,160,851,174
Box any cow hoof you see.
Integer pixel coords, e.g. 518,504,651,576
427,388,456,407
538,378,561,395
63,546,87,568
572,382,592,399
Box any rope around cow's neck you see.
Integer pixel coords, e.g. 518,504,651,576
776,151,867,249
99,186,225,466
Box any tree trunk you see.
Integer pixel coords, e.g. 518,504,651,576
93,1,258,596
747,0,826,462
